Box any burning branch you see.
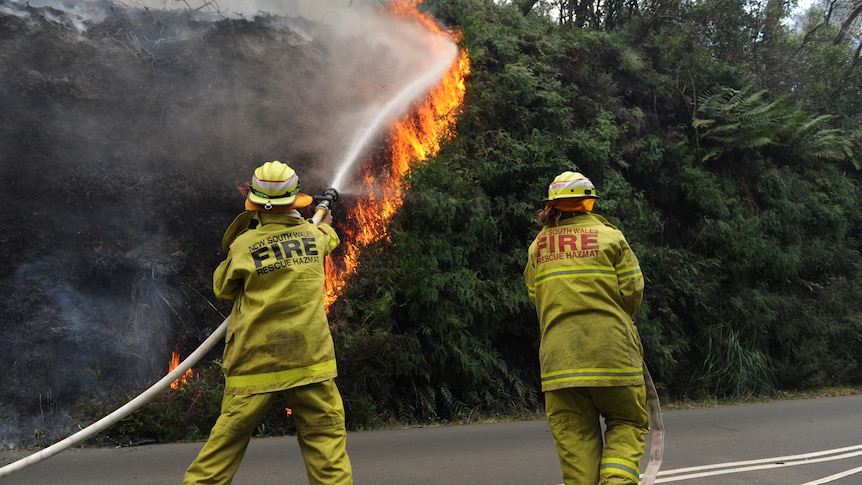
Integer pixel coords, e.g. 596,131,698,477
168,344,198,390
324,3,470,308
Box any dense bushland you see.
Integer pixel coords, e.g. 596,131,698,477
328,0,862,424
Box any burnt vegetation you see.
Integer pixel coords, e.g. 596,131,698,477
0,0,389,445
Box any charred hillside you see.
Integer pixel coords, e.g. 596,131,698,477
0,0,426,446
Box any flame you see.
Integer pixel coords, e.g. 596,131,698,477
169,344,197,390
324,1,469,307
167,1,466,390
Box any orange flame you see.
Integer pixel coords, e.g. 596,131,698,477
169,344,198,390
324,1,469,307
168,1,466,389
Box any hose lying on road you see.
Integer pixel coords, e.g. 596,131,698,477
640,363,665,485
0,318,228,480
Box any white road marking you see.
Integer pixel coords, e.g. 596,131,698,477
650,444,862,482
799,465,862,485
554,444,862,484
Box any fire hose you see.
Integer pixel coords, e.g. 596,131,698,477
641,363,665,485
0,188,339,480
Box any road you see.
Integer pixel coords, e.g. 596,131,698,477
1,394,860,484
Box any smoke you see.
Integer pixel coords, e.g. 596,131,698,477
0,0,456,446
128,0,382,18
4,0,456,184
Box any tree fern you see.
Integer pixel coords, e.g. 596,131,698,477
692,86,788,161
692,85,855,165
783,112,853,163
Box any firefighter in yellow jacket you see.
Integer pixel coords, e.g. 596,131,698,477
183,161,353,485
523,171,649,485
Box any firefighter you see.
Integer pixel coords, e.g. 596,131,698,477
183,161,353,485
523,171,649,485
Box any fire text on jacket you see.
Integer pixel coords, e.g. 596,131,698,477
535,227,599,263
250,232,320,275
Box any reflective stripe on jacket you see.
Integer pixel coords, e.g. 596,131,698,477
214,211,340,395
524,213,645,391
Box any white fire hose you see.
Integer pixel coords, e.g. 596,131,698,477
640,363,665,485
0,318,228,479
0,193,341,479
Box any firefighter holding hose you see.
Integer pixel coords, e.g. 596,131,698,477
523,171,649,485
183,160,352,484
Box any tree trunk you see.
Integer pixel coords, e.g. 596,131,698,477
832,1,862,45
516,0,541,15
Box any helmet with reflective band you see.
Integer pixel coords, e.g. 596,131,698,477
247,160,312,210
544,171,598,201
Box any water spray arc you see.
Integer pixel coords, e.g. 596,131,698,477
329,51,456,192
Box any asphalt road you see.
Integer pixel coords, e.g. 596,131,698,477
1,394,860,484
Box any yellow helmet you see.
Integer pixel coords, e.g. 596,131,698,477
544,171,598,201
246,160,313,210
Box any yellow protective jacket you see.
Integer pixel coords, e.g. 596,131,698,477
214,211,340,395
523,212,645,392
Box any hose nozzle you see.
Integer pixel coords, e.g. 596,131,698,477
311,187,339,225
321,187,339,204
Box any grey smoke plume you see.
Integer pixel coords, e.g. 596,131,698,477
0,0,456,447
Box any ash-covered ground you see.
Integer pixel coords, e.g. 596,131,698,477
0,0,453,447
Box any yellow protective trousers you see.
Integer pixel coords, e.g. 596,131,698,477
545,385,649,485
183,379,353,485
